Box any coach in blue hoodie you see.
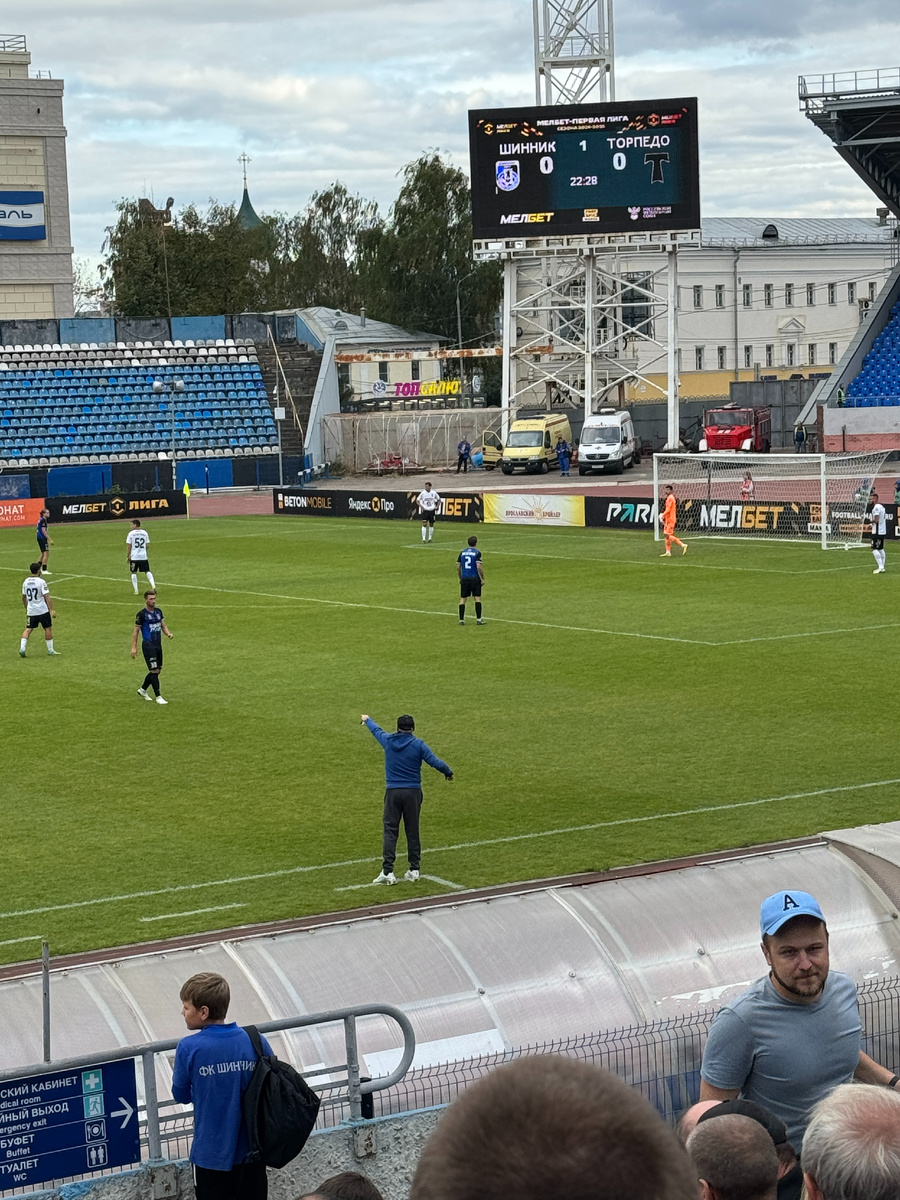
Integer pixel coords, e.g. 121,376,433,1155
361,713,453,886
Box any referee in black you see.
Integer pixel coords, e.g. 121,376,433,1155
360,713,453,886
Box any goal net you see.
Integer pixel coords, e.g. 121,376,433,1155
652,452,891,547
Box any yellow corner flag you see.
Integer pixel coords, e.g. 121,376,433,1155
182,480,191,497
182,479,191,519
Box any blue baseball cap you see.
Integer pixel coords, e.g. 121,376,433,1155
760,890,826,938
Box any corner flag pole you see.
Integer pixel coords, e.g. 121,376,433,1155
183,479,191,519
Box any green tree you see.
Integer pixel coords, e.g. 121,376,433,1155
359,153,502,347
102,199,274,317
267,183,381,311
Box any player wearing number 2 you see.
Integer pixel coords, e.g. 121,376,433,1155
660,485,687,557
19,563,59,656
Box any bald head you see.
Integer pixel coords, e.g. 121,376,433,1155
676,1100,723,1146
410,1056,697,1200
688,1114,778,1200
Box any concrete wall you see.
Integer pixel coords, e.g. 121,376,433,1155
32,1109,442,1200
0,44,74,318
823,405,900,451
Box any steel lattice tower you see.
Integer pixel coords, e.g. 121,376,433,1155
533,0,615,104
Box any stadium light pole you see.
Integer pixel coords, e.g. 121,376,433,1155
153,377,185,489
456,270,476,403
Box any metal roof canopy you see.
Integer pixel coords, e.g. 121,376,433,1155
1,824,900,1092
800,69,900,220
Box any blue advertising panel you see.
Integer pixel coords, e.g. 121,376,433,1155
0,191,46,241
0,1059,140,1188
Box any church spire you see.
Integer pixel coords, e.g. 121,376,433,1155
236,152,263,229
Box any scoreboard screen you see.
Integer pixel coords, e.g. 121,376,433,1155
468,97,700,240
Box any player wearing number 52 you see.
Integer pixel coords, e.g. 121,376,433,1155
361,713,453,886
126,519,156,593
20,562,59,657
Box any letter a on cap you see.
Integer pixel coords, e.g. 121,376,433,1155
783,894,799,912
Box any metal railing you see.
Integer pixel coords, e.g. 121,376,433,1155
0,1003,415,1195
266,325,305,439
0,34,26,53
800,68,900,107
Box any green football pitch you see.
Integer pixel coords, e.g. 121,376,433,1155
1,513,898,964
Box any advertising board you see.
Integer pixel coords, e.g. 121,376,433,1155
468,97,700,239
47,492,187,523
0,497,45,530
484,493,584,526
585,496,657,529
273,490,483,522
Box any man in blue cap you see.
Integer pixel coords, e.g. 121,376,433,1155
699,890,900,1151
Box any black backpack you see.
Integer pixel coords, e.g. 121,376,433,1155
242,1025,321,1168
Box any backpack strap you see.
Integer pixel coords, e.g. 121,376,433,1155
244,1024,266,1060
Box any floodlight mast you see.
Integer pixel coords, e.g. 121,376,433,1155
533,0,615,104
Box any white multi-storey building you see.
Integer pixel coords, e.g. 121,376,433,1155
625,216,896,401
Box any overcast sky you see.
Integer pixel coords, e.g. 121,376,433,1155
13,0,900,261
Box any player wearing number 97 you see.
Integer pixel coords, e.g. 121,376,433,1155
20,562,59,657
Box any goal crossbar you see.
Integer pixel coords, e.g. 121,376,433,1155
652,452,890,548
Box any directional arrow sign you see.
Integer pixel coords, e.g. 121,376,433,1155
0,1059,139,1189
110,1098,134,1129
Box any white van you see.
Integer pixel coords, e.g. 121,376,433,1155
577,409,640,475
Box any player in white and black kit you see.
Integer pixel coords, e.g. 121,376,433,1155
868,491,887,574
416,482,442,543
19,562,60,657
126,519,156,593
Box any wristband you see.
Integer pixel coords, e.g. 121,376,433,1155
889,1074,900,1089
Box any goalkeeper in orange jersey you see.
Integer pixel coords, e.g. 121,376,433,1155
660,484,687,556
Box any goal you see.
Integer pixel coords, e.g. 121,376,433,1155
652,452,891,548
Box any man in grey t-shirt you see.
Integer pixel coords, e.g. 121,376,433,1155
700,890,900,1150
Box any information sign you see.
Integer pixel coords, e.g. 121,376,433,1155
0,1059,139,1189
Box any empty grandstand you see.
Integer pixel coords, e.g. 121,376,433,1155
0,339,277,468
843,299,900,406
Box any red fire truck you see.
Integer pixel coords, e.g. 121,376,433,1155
698,404,771,452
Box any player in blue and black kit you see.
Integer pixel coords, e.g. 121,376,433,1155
458,534,485,625
36,508,53,573
131,590,173,705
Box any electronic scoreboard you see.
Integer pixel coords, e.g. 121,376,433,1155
468,97,700,240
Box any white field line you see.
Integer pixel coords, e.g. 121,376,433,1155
484,548,863,576
0,935,45,946
2,777,898,923
420,874,466,890
139,903,247,923
2,566,895,646
334,874,464,894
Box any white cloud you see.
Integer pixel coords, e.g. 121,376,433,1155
7,0,897,262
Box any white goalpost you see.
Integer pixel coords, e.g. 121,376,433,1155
652,452,891,548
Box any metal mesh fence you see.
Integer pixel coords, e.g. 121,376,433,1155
323,410,503,473
7,976,899,1195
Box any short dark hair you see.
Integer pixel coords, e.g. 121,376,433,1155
467,535,477,546
179,972,230,1020
29,562,42,574
762,913,827,952
397,715,415,731
410,1056,698,1200
144,590,156,600
688,1114,778,1200
308,1172,385,1200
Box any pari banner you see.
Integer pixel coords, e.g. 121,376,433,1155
585,496,657,529
484,492,585,526
0,191,46,240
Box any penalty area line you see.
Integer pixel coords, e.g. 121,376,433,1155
2,777,899,923
140,903,247,923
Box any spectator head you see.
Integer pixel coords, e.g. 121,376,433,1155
397,715,415,732
696,1099,797,1178
298,1172,385,1200
802,1082,900,1200
759,891,829,1002
687,1113,778,1200
409,1055,698,1200
675,1100,723,1146
179,972,230,1023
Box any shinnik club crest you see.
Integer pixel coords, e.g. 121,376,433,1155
496,161,520,192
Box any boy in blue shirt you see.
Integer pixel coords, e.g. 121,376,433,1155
172,972,272,1200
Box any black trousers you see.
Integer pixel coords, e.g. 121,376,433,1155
383,788,423,873
456,454,469,472
193,1161,267,1200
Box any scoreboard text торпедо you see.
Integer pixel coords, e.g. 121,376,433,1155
468,97,700,240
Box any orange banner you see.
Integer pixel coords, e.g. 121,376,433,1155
0,497,45,529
